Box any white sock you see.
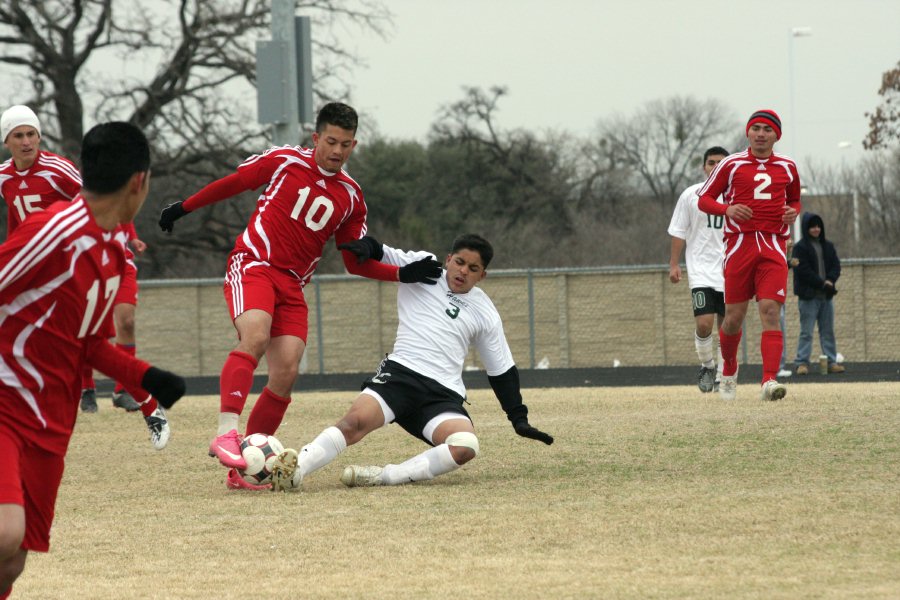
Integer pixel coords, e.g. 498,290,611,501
298,426,347,479
381,444,459,486
695,332,715,367
217,412,240,436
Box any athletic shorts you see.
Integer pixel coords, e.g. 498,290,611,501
723,232,789,304
114,262,139,306
0,424,65,553
691,287,725,317
361,359,471,445
223,251,309,341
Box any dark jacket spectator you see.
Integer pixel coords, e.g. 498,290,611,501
792,212,841,300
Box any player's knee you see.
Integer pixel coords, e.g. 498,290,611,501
446,431,479,465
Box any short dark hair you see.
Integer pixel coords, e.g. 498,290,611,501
315,102,358,134
80,122,150,194
451,233,494,269
703,146,729,162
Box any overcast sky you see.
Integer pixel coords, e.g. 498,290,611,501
345,0,899,167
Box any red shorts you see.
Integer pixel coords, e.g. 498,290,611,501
723,232,789,304
0,424,65,553
114,261,139,306
223,251,309,341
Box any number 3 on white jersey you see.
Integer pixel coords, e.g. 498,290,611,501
753,173,772,200
78,275,120,338
290,186,334,232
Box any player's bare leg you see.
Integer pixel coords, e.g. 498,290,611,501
244,335,304,435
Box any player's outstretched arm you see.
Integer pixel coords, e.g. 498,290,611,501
159,172,251,233
340,235,442,285
488,366,554,445
85,338,186,408
338,235,384,264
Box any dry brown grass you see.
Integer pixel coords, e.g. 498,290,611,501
13,382,900,599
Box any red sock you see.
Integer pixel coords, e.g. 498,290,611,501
81,361,95,390
114,343,136,393
219,351,258,414
719,329,742,376
760,330,783,384
245,387,292,436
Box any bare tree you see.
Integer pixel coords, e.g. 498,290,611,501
589,96,740,208
0,0,391,275
864,61,900,150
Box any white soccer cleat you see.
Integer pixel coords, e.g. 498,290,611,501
340,465,384,487
719,373,738,401
144,406,170,450
760,379,787,402
270,448,301,492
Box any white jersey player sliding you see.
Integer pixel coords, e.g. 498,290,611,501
271,233,553,491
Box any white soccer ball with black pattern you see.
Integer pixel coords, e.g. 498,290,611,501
238,433,285,485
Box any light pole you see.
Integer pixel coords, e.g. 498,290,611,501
788,26,812,158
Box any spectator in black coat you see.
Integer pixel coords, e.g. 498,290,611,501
791,212,844,374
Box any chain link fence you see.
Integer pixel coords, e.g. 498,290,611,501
135,258,900,377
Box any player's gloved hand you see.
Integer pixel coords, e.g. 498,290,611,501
338,235,384,264
399,257,443,285
141,367,186,408
159,201,189,233
513,419,554,445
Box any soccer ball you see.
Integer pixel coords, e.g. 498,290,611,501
238,433,285,485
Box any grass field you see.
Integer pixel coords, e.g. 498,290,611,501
13,382,900,599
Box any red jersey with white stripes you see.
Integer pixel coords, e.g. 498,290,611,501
0,198,125,453
697,148,801,240
0,149,82,237
113,221,138,265
232,145,368,285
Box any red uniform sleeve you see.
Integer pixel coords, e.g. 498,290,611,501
342,250,400,281
84,337,151,390
698,193,727,216
182,171,255,211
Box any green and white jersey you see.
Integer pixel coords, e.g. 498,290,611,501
380,244,515,397
667,181,725,291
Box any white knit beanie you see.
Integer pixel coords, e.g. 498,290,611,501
1,105,42,142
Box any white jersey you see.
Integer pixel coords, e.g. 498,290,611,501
667,181,725,291
380,244,515,398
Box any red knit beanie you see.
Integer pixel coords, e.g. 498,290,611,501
746,109,782,140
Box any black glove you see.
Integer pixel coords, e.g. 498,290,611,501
513,419,554,445
159,201,189,233
338,235,384,264
398,257,442,285
141,367,186,408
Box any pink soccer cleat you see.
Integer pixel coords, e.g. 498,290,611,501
208,429,247,469
225,468,271,491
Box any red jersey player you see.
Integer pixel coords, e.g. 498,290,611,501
0,105,81,237
159,102,442,490
0,122,185,599
697,109,801,402
0,105,168,447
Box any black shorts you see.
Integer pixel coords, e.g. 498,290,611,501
362,359,471,445
691,287,725,317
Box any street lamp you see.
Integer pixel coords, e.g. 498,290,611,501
788,26,812,158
